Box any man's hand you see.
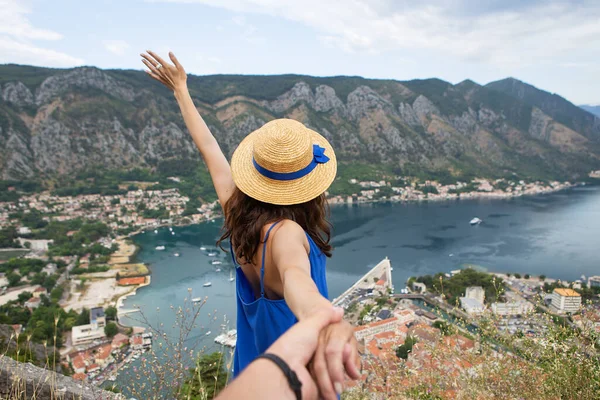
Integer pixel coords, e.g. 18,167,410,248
310,320,361,399
266,306,344,400
141,50,187,92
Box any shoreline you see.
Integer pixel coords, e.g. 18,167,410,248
111,182,594,327
327,181,583,206
115,275,152,329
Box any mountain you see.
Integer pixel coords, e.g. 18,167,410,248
580,105,600,118
1,64,599,183
485,78,600,141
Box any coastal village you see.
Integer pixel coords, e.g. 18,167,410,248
328,259,600,398
328,177,574,204
0,175,597,392
0,183,220,385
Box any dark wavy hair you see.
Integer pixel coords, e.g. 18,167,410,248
217,187,332,264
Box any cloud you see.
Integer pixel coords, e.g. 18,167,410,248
103,40,130,56
0,0,62,40
0,0,83,67
149,0,600,67
0,36,84,66
230,14,264,44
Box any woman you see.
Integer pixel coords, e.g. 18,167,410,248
141,51,360,399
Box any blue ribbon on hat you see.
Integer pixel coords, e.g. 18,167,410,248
253,144,330,181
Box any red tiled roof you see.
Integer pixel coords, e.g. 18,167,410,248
131,335,143,345
72,373,87,381
95,344,112,360
72,355,86,370
112,333,129,345
118,277,146,286
355,317,398,332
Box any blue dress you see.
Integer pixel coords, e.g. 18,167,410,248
231,221,330,376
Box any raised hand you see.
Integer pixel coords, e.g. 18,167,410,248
310,320,361,399
141,50,187,92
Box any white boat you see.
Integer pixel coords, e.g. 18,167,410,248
200,246,206,251
203,282,212,287
449,253,454,257
215,268,221,272
470,217,482,225
211,260,222,265
207,252,217,257
205,331,212,336
155,245,165,251
229,271,235,282
192,297,202,303
154,229,158,234
168,227,173,231
171,231,175,235
174,253,180,257
215,329,237,348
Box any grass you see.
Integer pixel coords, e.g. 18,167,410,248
116,263,150,277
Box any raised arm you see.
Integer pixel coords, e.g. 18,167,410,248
141,51,235,207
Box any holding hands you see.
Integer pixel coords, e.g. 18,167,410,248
214,305,361,400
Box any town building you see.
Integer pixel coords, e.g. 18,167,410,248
71,355,87,374
42,263,57,275
72,373,87,381
90,307,106,329
376,309,392,321
588,276,600,288
460,297,485,315
111,333,130,349
71,308,107,346
71,324,106,346
33,286,47,298
94,344,113,367
354,317,400,341
24,296,41,310
551,288,581,313
491,301,534,316
393,308,416,326
411,282,426,293
465,286,485,304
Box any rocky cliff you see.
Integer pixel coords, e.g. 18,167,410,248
1,65,599,181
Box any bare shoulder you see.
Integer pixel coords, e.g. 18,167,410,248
270,220,309,248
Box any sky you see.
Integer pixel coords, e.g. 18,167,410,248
0,0,599,105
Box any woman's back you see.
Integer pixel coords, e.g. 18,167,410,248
232,221,329,376
142,53,359,398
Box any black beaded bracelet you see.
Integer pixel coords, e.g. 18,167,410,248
256,353,302,400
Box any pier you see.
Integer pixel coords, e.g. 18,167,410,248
117,308,140,316
333,257,393,308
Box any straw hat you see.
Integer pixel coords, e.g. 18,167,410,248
231,119,337,205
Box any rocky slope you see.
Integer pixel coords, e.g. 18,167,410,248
1,65,599,181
